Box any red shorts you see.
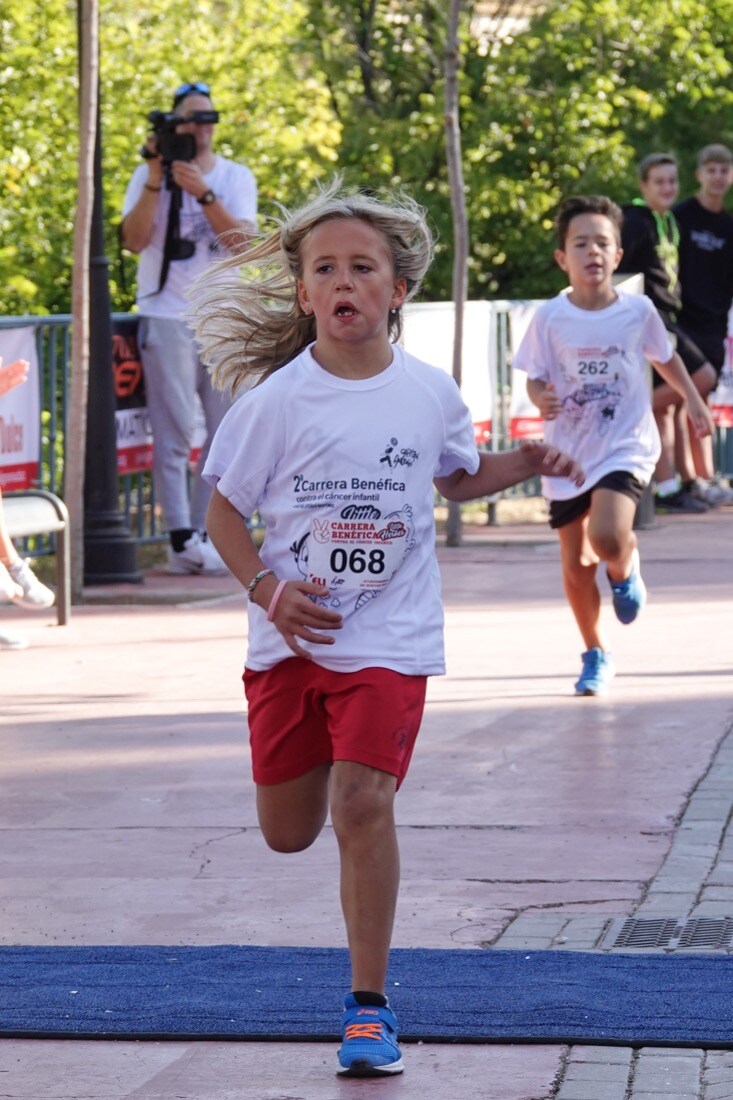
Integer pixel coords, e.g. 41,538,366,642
243,658,427,789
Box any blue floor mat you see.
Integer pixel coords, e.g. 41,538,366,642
2,944,732,1047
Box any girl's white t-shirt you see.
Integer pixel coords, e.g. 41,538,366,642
512,290,673,500
203,344,479,675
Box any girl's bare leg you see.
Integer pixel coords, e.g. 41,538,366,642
256,763,331,852
330,760,399,995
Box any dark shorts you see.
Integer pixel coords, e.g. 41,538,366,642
549,470,647,530
652,321,708,388
243,658,427,788
676,324,727,376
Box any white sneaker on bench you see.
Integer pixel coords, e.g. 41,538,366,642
6,559,55,611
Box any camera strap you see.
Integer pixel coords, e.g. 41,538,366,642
157,184,181,294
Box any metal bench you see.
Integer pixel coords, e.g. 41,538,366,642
3,490,70,625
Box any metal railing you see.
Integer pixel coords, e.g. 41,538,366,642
2,310,731,557
0,314,163,556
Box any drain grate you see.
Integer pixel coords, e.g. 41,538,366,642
605,916,733,951
677,917,733,949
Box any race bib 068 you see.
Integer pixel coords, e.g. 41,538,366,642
308,516,409,591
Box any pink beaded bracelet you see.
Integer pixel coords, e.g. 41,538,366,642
267,579,288,622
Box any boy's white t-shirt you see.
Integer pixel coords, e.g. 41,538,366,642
512,290,673,500
203,344,480,675
122,155,257,319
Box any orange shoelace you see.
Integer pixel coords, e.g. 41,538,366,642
344,1022,384,1041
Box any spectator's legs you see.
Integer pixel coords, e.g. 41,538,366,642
0,488,52,607
556,514,606,652
0,487,17,565
652,383,684,484
139,317,197,533
685,363,718,482
190,345,231,533
673,405,697,482
0,513,22,602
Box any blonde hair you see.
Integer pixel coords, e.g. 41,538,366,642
188,177,434,395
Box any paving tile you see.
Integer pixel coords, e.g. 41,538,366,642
562,1062,631,1083
702,1085,733,1100
706,863,733,886
629,1094,700,1100
557,1083,627,1100
569,1045,634,1065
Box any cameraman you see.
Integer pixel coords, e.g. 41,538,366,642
121,81,257,575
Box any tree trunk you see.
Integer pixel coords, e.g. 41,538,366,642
444,0,468,547
67,0,98,601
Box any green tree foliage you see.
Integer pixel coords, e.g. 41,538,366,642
462,0,733,298
1,0,340,315
300,0,733,300
1,0,732,314
302,0,459,297
0,0,78,315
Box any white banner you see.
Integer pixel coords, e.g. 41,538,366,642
402,301,494,445
508,302,545,440
0,327,40,491
112,317,206,474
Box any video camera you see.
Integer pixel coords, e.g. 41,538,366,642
138,106,220,290
141,109,220,165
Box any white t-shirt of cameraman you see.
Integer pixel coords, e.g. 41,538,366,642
122,155,257,319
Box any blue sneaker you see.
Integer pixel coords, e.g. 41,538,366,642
575,647,615,696
337,994,404,1077
607,548,646,624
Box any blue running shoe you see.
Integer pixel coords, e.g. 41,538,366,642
575,647,615,696
608,548,646,624
337,994,404,1077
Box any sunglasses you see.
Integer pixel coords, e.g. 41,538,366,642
173,81,211,103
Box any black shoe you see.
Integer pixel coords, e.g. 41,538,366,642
654,489,709,514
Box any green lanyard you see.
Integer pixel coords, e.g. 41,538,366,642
632,198,679,294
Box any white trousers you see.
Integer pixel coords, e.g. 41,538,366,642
138,316,230,532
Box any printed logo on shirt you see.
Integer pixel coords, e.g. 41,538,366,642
379,437,419,468
292,473,406,508
179,208,224,256
690,229,726,253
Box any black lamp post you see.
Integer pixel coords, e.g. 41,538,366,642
81,80,141,583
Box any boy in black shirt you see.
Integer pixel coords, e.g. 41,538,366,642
617,153,710,513
673,144,733,506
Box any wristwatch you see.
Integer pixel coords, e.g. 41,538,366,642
197,189,216,206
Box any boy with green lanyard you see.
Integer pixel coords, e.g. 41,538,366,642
617,152,710,513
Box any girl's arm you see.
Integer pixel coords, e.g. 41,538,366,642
206,488,342,658
434,441,584,503
652,352,715,438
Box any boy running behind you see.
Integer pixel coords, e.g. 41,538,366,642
514,195,714,696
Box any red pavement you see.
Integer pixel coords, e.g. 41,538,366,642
1,510,732,1099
